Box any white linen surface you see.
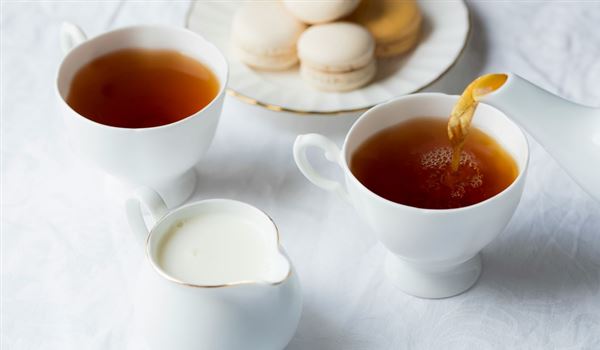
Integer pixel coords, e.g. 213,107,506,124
2,1,599,349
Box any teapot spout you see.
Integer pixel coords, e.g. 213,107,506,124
478,73,600,203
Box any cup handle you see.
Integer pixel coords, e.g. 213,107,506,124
293,133,350,203
60,22,87,55
125,187,169,242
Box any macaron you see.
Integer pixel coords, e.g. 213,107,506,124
283,0,361,24
231,2,307,70
297,22,376,92
349,0,422,58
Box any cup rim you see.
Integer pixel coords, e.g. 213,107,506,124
341,92,530,213
144,198,293,289
55,24,229,131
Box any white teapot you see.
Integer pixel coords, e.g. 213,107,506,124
126,189,302,350
479,73,600,202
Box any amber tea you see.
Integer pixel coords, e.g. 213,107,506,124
350,118,518,209
66,48,219,128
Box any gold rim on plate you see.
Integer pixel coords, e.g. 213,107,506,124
185,2,471,116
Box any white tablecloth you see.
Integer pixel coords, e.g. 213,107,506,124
2,1,600,349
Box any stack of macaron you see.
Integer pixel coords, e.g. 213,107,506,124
231,0,422,92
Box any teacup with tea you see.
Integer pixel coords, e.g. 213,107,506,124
56,23,228,206
294,92,529,298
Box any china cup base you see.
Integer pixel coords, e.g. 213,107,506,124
384,253,482,299
153,168,198,208
104,169,197,209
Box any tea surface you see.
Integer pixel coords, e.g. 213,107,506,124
350,118,518,209
66,48,219,128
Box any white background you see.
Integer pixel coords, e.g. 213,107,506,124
2,1,600,349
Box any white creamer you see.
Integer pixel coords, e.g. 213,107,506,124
127,190,302,350
157,213,270,286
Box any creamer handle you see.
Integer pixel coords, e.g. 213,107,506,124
125,187,169,242
60,22,87,55
293,133,350,203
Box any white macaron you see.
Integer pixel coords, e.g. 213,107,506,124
283,0,361,24
232,2,307,70
297,22,376,92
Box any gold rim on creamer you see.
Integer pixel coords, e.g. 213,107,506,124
185,2,471,116
145,203,293,289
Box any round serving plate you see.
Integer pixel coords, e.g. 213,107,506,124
186,0,470,115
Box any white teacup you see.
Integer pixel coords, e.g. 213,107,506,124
56,23,228,207
126,188,302,350
293,93,529,298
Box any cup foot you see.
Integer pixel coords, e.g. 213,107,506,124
384,253,482,299
103,169,197,209
153,169,197,208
